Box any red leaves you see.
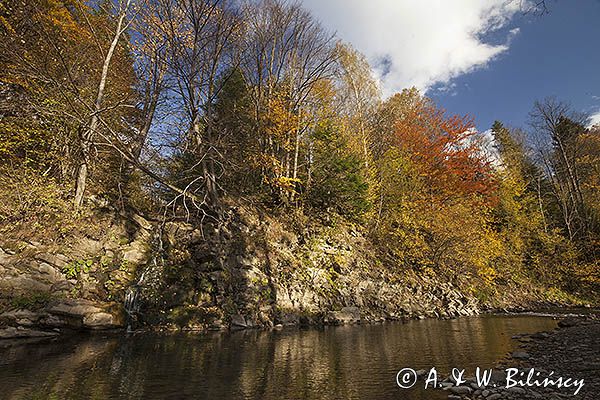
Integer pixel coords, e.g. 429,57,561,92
393,98,497,203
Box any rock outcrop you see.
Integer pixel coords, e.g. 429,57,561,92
134,206,484,331
0,204,568,339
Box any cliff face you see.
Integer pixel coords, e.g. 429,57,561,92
142,205,482,331
0,204,576,339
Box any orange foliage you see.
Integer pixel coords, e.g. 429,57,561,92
393,98,497,203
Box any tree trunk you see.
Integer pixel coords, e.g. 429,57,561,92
73,159,88,207
73,4,129,207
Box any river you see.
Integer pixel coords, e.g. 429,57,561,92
0,315,558,400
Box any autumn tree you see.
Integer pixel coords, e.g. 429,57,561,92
71,0,136,207
577,126,600,232
0,0,137,200
302,79,369,216
334,42,380,170
239,0,337,203
1,0,597,300
372,87,421,161
0,0,91,177
372,92,499,281
389,92,496,202
490,122,549,279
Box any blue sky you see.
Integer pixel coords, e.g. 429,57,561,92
301,0,600,132
430,0,600,131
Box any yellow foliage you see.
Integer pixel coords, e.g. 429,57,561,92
271,176,302,196
263,93,298,148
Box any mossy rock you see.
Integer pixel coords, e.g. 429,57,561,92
167,305,222,329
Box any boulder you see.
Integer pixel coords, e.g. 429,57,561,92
83,312,119,329
122,240,148,264
0,310,43,327
230,314,247,328
73,238,103,255
47,299,103,316
0,326,59,339
0,275,52,295
325,306,361,324
46,299,124,330
130,213,153,231
36,262,64,283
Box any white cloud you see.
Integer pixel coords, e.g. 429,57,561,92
301,0,523,96
589,109,600,128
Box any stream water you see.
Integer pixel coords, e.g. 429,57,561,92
0,315,558,400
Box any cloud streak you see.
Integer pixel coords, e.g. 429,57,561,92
301,0,523,96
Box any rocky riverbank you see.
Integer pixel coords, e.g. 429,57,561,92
437,315,600,400
0,204,590,341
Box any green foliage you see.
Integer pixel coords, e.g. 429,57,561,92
119,259,129,271
307,122,370,217
214,68,260,194
11,292,54,310
0,116,55,169
62,259,93,279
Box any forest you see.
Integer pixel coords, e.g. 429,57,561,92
1,0,599,303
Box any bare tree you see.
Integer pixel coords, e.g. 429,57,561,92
154,0,242,212
529,97,590,240
19,0,228,209
131,0,171,160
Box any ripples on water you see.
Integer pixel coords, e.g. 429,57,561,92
0,315,557,400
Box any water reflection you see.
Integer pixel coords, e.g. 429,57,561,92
0,315,557,400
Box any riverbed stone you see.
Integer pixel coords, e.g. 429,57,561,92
449,386,472,395
512,351,530,359
557,317,579,328
506,386,526,394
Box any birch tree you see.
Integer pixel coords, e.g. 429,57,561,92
334,42,380,169
74,0,135,207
